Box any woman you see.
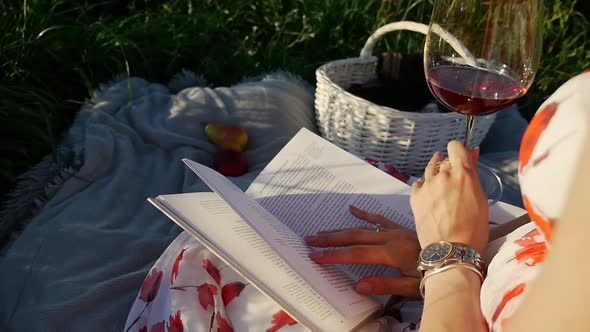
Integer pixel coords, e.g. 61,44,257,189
411,71,590,331
125,71,590,331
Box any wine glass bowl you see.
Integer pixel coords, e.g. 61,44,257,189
426,65,527,116
425,0,543,100
477,162,503,207
424,0,543,203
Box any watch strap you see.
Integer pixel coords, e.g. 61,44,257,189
452,244,486,273
417,242,487,298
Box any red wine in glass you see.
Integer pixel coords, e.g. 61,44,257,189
424,0,543,206
427,65,526,116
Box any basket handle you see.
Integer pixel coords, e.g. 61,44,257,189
359,21,477,66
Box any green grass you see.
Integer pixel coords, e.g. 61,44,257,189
1,0,589,199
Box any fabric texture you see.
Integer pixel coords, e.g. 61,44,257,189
123,232,411,332
480,71,590,331
0,72,316,331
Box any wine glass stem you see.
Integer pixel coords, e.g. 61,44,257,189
463,115,476,149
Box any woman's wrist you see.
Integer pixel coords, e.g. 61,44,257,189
420,266,487,332
424,267,482,302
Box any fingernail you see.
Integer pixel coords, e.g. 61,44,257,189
471,146,480,163
357,282,372,293
304,236,317,244
310,251,323,260
349,205,359,212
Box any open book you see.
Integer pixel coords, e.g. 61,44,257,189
149,128,526,332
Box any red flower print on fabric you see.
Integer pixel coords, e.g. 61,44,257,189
266,310,297,332
171,248,187,285
138,321,165,332
216,312,234,332
222,282,248,306
197,283,218,310
523,195,554,242
148,321,165,332
364,158,410,183
203,259,221,285
511,229,547,266
519,102,558,170
167,310,184,332
383,164,410,183
140,268,163,303
126,269,164,332
170,282,218,311
364,157,379,165
492,283,526,325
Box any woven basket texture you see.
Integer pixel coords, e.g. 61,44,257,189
314,22,496,175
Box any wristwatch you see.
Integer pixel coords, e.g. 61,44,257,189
417,241,486,297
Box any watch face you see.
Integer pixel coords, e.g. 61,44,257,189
420,242,453,263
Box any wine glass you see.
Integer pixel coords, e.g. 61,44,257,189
424,0,543,205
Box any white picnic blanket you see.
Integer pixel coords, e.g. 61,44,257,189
0,71,526,331
0,72,316,330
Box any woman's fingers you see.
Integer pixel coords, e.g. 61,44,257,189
316,227,371,235
349,205,401,228
356,276,420,298
470,146,480,165
310,244,396,266
411,177,424,195
424,151,445,181
305,229,394,247
447,140,472,171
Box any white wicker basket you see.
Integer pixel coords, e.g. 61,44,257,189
315,21,496,175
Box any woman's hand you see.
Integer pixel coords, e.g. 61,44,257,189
410,141,489,252
305,206,421,298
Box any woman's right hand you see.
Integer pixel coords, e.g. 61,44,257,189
410,141,489,252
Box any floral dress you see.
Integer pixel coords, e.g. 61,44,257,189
480,70,590,331
123,159,417,332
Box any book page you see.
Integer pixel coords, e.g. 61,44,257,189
246,128,529,281
183,160,380,319
152,193,377,332
489,201,527,227
246,128,414,281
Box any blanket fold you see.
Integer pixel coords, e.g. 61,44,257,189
0,73,315,330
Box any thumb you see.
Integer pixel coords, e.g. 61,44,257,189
356,276,420,298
